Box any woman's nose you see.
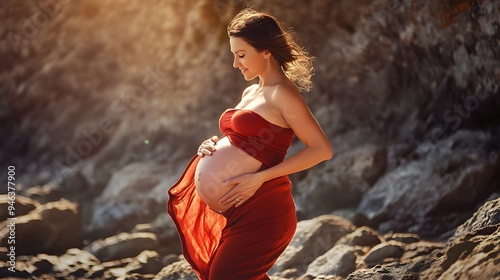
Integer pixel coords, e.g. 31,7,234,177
233,57,239,68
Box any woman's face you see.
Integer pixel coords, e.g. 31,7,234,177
229,36,269,81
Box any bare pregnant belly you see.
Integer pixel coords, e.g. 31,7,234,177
195,136,262,213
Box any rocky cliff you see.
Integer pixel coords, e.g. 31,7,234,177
1,0,499,279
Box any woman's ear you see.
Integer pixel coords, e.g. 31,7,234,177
263,50,271,59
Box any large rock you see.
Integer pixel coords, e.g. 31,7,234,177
305,244,358,278
357,131,500,235
269,215,356,275
85,232,159,262
449,196,500,243
85,160,180,239
337,226,383,247
421,196,500,279
400,240,445,261
434,226,500,280
0,198,82,255
295,145,387,219
347,196,500,279
153,259,198,280
361,241,405,267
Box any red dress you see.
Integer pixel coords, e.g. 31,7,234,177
168,108,297,280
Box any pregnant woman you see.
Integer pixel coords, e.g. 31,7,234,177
168,8,333,280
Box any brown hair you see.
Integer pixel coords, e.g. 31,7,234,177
227,8,314,92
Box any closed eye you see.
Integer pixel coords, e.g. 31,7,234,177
238,54,245,58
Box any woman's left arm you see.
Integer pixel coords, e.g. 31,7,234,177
258,86,334,181
219,86,333,207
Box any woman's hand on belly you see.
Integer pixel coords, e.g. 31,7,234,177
197,135,219,157
195,137,262,212
219,172,267,208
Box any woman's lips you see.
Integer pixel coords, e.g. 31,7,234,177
240,69,247,74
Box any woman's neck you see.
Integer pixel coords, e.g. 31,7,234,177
258,59,287,88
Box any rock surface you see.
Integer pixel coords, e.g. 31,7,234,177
0,0,499,279
305,244,358,278
422,197,500,280
153,259,198,280
0,195,39,221
361,241,405,267
85,160,183,239
0,198,498,279
337,226,383,247
296,145,388,219
270,215,356,275
85,232,159,262
449,194,500,243
357,130,500,236
0,198,82,256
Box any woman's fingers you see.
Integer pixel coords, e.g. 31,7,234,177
203,141,216,150
219,181,240,205
197,136,219,157
220,193,240,206
203,137,218,150
220,193,245,207
199,144,215,154
199,148,213,156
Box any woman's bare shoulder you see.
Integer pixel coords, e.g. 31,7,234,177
271,83,305,108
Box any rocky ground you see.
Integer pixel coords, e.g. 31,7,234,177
1,0,499,279
0,195,498,279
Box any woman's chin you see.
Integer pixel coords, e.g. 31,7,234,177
243,74,257,81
